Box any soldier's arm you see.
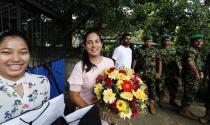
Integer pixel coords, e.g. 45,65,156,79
175,56,181,77
156,58,162,80
187,59,200,79
156,50,162,79
157,58,162,75
132,49,140,71
132,59,138,70
184,48,200,79
157,51,163,76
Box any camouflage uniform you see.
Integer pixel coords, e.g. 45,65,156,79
199,52,210,123
134,45,161,100
205,53,210,110
159,46,180,100
181,46,202,106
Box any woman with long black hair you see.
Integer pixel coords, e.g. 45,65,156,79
68,29,114,125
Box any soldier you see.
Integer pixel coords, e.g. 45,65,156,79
132,34,162,114
158,34,181,107
199,52,210,123
179,34,204,120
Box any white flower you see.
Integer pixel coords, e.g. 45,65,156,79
103,89,116,104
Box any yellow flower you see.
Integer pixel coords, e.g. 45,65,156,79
117,80,123,90
108,70,119,80
120,92,133,101
117,73,129,80
103,68,110,74
94,83,103,100
141,82,147,89
133,89,148,101
126,68,134,79
119,109,132,119
116,100,127,111
140,103,147,109
103,89,116,104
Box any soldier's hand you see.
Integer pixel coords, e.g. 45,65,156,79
195,74,200,80
156,73,161,80
178,77,182,86
200,72,204,79
203,78,208,87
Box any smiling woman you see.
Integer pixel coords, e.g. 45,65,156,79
68,29,114,125
0,31,50,124
0,34,30,81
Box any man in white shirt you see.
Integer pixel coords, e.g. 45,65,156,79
112,32,132,68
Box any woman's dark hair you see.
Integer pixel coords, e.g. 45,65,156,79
82,29,102,72
0,30,31,52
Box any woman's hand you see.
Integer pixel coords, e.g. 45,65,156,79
69,91,88,108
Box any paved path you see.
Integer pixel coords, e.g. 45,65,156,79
118,100,209,125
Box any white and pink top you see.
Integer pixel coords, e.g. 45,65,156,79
68,56,114,104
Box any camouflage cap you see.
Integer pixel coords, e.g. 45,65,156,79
143,34,153,41
190,34,203,42
161,34,171,42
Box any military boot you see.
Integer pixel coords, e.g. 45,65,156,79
200,109,210,124
169,96,180,107
179,105,199,120
150,99,156,114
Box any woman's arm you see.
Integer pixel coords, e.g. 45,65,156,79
69,91,88,108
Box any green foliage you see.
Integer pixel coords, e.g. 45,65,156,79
141,0,210,46
48,0,210,49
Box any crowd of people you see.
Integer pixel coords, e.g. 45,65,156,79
0,29,209,125
111,32,210,124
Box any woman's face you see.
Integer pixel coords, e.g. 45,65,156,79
84,32,102,57
0,36,30,81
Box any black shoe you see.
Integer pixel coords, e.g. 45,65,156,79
200,114,210,124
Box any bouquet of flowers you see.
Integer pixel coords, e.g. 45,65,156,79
94,67,148,120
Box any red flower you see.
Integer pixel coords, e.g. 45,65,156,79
121,80,133,92
105,78,113,88
96,75,103,81
132,82,140,91
129,99,136,107
119,69,126,74
96,74,108,82
109,102,117,111
132,75,141,85
131,106,139,118
108,67,116,73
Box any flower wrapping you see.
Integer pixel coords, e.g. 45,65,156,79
94,67,148,120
